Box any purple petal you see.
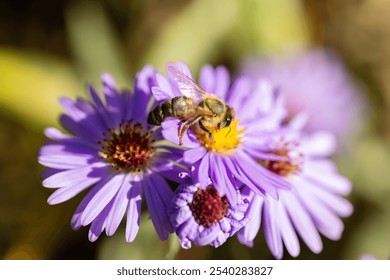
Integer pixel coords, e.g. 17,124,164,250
298,176,353,217
199,65,215,92
59,97,106,138
213,66,230,100
303,165,352,195
126,180,142,242
59,114,100,142
71,175,111,230
88,200,113,242
183,146,207,164
39,142,100,169
161,118,200,148
194,224,220,246
209,154,237,204
299,132,337,157
237,194,263,247
43,164,107,189
198,155,210,188
226,76,251,113
198,65,230,100
282,191,323,254
88,84,113,128
263,200,284,259
143,173,174,240
101,73,123,125
131,65,157,121
47,169,103,205
176,219,198,249
105,174,134,236
44,127,73,141
169,205,193,228
275,197,300,257
81,172,126,226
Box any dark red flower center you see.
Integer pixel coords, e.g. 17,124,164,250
261,148,301,177
99,120,154,172
189,186,228,228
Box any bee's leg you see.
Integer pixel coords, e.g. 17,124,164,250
199,120,212,139
179,116,202,145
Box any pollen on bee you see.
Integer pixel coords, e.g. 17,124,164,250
195,120,244,153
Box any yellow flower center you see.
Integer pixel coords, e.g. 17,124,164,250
196,120,245,154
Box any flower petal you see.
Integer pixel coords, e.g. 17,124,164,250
283,191,323,254
88,200,113,242
43,164,107,189
105,174,134,236
237,194,263,247
183,146,207,164
194,224,220,246
125,180,142,242
81,172,126,226
143,173,174,240
161,118,200,148
263,200,284,259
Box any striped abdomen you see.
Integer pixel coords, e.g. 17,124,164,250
147,96,195,125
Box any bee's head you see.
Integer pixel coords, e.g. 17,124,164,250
217,106,234,130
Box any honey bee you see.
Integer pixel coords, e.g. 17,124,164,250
147,64,235,145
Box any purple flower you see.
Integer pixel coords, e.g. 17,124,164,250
151,62,291,204
241,49,365,139
38,66,185,242
360,254,377,260
237,127,353,259
168,178,249,248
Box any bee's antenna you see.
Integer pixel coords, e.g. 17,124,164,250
225,126,232,137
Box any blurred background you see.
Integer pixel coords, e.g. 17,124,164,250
1,0,390,260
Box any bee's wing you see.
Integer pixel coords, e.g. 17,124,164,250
167,63,206,103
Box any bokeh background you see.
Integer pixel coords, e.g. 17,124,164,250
1,0,390,260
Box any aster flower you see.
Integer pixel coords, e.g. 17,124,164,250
168,176,249,248
38,66,185,242
240,49,365,139
150,62,291,205
237,126,353,259
360,254,377,260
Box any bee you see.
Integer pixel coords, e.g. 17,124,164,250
147,64,235,145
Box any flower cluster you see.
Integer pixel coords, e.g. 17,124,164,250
39,53,358,259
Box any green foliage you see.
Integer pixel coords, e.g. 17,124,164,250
98,213,181,260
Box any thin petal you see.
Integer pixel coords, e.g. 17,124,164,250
237,194,263,247
183,146,208,164
198,155,210,188
263,200,284,259
126,180,142,242
131,65,156,121
161,119,200,148
299,132,337,157
71,174,113,230
303,166,352,195
209,154,237,204
88,200,113,242
194,224,220,246
43,165,107,189
199,65,215,93
276,196,300,257
213,66,230,100
283,191,323,254
105,174,134,236
143,174,174,240
81,172,126,226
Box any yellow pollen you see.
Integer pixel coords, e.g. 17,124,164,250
196,120,245,153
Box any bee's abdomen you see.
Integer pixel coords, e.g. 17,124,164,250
147,101,171,125
148,97,194,126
